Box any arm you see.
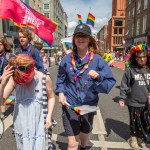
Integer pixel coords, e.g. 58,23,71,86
119,68,131,102
61,41,67,55
91,58,116,94
45,75,55,129
34,48,44,72
0,66,15,105
55,59,67,105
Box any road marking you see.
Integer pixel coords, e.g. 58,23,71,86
3,113,149,149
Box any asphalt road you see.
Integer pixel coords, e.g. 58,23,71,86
0,65,150,150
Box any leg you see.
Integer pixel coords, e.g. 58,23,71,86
68,135,79,150
79,132,89,148
0,105,6,119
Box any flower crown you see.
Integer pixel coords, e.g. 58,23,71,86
131,44,149,54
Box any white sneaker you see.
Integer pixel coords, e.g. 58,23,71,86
128,136,139,149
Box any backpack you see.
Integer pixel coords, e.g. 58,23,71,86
15,46,35,57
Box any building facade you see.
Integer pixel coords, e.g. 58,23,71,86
97,25,108,52
0,0,68,51
125,0,149,47
110,0,126,52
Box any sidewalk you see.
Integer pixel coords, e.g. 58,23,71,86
111,60,125,70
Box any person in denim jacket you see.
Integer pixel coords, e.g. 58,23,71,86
16,28,44,73
56,23,116,150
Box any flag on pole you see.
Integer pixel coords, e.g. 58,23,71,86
0,0,58,46
77,14,82,24
86,13,95,27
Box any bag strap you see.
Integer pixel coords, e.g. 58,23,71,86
42,74,57,149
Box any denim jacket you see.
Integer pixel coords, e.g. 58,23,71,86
56,53,116,106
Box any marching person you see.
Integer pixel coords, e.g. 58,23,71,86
0,54,55,150
16,28,44,72
56,23,116,150
40,49,51,72
0,37,15,119
119,44,150,149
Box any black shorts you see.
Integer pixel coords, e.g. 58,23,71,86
62,106,95,136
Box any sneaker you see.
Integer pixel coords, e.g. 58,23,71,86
128,136,139,149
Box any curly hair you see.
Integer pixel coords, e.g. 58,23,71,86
18,28,33,42
72,35,102,56
129,51,150,69
8,54,36,83
0,37,12,53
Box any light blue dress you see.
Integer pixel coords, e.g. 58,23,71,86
13,75,46,150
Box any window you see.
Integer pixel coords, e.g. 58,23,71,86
114,28,117,34
119,28,122,34
44,4,49,10
44,13,50,18
137,0,141,14
144,0,148,9
143,15,147,33
114,19,123,26
128,0,131,4
132,7,135,16
128,11,130,17
136,19,140,35
132,24,134,36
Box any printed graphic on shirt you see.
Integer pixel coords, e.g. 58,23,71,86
134,73,150,86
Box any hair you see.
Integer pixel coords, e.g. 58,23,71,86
18,28,32,42
129,50,150,69
72,35,102,56
0,37,12,53
8,54,36,82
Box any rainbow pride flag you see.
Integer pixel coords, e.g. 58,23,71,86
65,101,99,115
4,96,15,105
77,14,82,24
86,13,95,27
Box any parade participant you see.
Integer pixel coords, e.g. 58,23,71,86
56,23,116,150
0,37,15,118
16,28,44,72
0,54,55,150
119,44,150,149
40,49,51,72
103,49,113,66
61,40,72,55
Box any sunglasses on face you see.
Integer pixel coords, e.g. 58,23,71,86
75,34,88,38
13,64,32,72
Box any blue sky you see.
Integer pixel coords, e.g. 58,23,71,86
61,0,112,36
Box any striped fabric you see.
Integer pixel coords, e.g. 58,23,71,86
42,74,57,150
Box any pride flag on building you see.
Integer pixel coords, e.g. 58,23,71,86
0,0,58,46
86,13,95,27
77,14,82,24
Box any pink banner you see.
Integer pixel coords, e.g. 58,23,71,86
0,0,58,46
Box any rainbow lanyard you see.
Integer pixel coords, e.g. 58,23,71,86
71,51,94,99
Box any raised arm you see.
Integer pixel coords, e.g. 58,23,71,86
0,66,15,105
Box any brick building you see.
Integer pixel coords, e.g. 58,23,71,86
125,0,149,48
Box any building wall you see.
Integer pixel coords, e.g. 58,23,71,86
125,0,149,46
110,0,126,51
147,0,150,45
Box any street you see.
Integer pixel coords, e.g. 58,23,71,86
0,64,149,150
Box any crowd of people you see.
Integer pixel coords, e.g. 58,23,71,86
0,23,150,150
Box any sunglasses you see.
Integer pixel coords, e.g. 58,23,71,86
75,34,88,38
13,64,32,72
